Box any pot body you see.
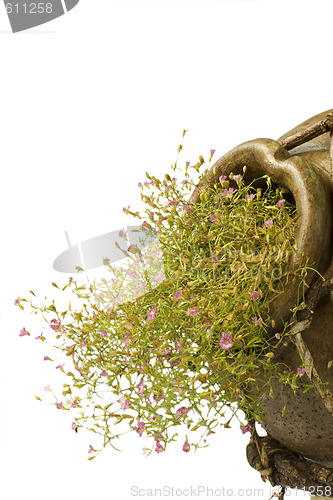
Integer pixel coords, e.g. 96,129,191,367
191,110,333,464
257,294,333,465
258,111,333,465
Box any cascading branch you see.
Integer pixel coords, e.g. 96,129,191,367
16,135,315,459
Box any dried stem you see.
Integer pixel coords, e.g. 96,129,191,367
280,111,333,151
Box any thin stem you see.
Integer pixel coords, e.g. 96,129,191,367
212,369,260,396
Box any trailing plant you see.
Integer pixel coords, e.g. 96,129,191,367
16,132,317,458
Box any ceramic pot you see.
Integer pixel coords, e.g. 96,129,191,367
190,110,333,465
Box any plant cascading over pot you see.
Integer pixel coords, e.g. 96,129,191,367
17,110,333,498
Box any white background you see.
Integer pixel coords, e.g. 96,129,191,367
1,0,333,499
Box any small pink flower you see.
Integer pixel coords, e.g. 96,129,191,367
71,400,78,408
69,277,73,283
80,339,88,348
182,205,192,213
263,219,273,228
50,319,61,331
187,308,200,317
56,402,63,410
210,149,215,155
176,406,188,417
147,307,158,321
138,182,143,187
297,367,306,376
219,175,227,182
19,327,29,337
154,272,166,283
56,363,65,370
275,333,281,340
100,330,107,338
14,299,20,306
219,332,233,350
259,395,266,402
162,347,172,358
136,421,145,436
72,421,78,431
252,316,262,326
43,384,51,391
174,339,183,353
186,162,190,167
173,290,183,301
249,290,261,301
119,396,130,411
43,355,51,361
183,440,190,453
137,380,145,396
169,200,180,206
276,199,286,207
240,422,252,434
246,193,255,200
221,187,237,198
155,442,163,453
123,205,130,213
100,370,107,377
182,179,189,184
233,174,243,181
88,445,94,454
113,293,123,304
209,214,218,223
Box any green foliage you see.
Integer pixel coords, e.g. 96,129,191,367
18,134,315,458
